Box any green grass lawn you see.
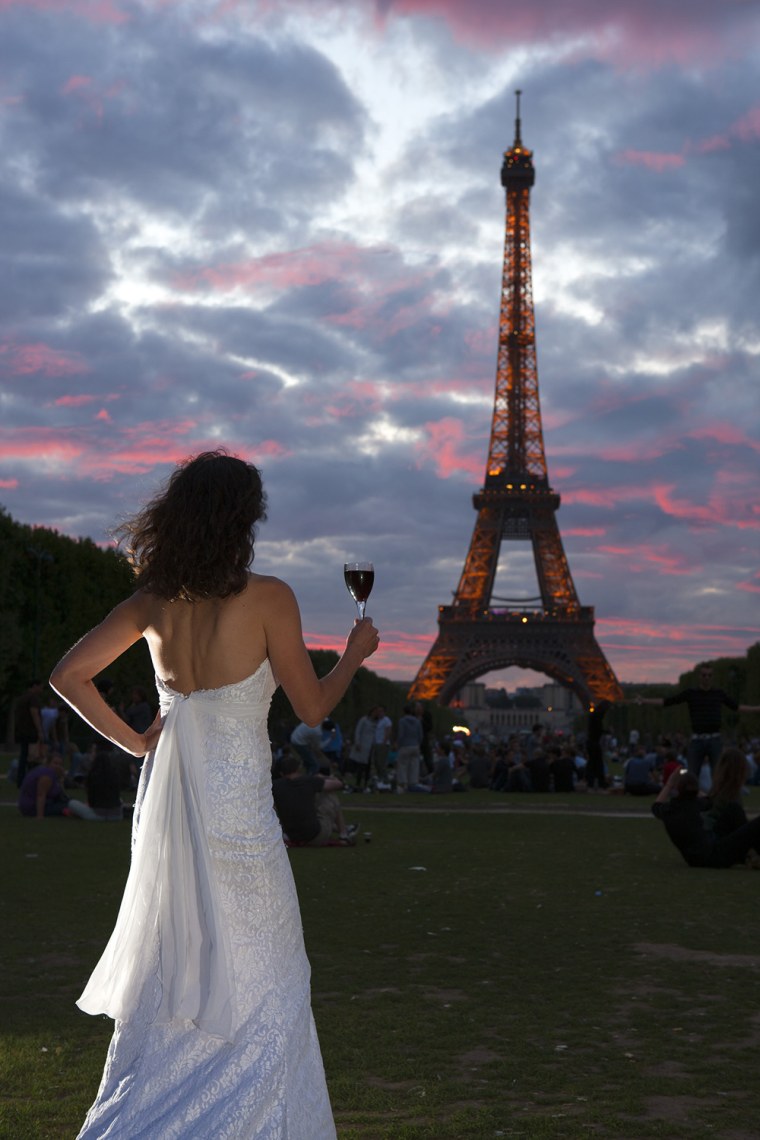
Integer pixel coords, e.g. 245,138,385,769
1,764,759,1139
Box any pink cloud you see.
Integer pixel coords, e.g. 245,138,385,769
561,470,757,533
304,378,386,421
687,422,760,453
247,439,291,460
0,340,89,378
95,409,112,422
0,0,129,24
694,134,732,155
62,75,93,95
416,418,482,479
301,627,440,679
549,465,577,481
574,613,760,683
369,0,752,67
326,292,441,336
173,241,448,341
597,542,695,576
463,327,496,356
564,526,606,537
2,434,167,478
86,422,206,475
732,105,760,141
55,394,96,408
596,616,695,643
173,241,369,294
652,484,714,524
0,422,203,478
617,149,685,172
322,395,380,420
737,571,760,596
0,432,85,463
617,103,760,172
651,480,759,530
100,431,290,476
0,478,19,489
595,440,675,463
563,485,642,508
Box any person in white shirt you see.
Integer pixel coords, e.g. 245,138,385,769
371,705,392,789
290,721,324,775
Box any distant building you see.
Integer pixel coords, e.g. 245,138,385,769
457,681,582,739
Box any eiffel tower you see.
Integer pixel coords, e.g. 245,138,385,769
409,93,622,709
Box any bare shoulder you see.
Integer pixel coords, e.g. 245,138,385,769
247,573,297,605
123,588,166,629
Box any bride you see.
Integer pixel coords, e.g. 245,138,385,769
51,450,379,1139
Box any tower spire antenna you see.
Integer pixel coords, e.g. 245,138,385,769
514,88,522,146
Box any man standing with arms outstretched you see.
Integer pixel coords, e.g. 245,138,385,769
639,665,759,779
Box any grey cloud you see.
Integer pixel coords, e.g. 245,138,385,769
0,184,111,324
1,7,367,227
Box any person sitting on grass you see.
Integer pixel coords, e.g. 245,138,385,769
660,749,683,790
623,745,661,795
704,746,750,837
272,754,357,846
548,744,576,793
651,767,760,868
525,748,551,793
17,754,96,820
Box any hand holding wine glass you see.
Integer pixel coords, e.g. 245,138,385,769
344,561,374,620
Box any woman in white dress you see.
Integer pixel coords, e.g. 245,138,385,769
50,450,379,1139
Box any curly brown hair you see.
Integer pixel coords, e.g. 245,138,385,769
115,450,267,600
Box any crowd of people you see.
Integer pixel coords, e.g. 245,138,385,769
11,678,150,820
270,707,760,799
11,674,760,867
268,701,760,864
11,684,760,829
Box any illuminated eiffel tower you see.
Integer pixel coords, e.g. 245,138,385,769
409,93,622,708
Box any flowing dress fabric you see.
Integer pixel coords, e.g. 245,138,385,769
76,661,336,1140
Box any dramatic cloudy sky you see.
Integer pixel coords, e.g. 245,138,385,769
1,0,758,691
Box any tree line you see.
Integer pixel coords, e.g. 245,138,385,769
0,507,456,749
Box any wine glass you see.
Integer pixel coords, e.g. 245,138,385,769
344,561,374,620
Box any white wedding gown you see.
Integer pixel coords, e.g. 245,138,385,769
76,660,336,1139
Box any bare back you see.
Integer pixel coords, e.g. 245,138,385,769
138,574,274,696
51,567,377,750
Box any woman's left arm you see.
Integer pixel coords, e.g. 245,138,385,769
50,594,161,757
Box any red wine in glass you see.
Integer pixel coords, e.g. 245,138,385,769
344,562,374,619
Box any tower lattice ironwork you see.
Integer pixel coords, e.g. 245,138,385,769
408,93,622,709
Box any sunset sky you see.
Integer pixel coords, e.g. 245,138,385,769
1,0,758,690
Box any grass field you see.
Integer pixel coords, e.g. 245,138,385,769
2,766,759,1139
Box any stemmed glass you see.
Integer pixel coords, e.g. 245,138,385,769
343,561,374,620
